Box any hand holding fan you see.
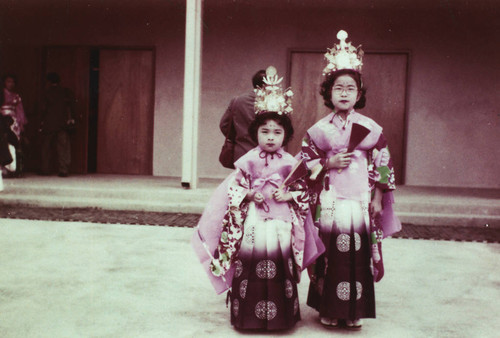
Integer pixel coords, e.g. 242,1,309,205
337,122,371,173
279,159,309,189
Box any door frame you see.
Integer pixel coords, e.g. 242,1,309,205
286,48,411,184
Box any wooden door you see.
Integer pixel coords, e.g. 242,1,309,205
97,49,154,175
288,51,408,184
44,47,90,174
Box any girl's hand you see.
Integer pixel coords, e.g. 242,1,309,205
272,189,293,202
327,151,353,169
246,191,265,204
253,192,265,204
370,188,383,218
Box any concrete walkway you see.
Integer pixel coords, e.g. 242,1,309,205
1,174,499,227
0,218,499,337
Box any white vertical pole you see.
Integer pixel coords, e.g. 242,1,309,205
181,0,203,189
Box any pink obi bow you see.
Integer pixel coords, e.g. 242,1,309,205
252,173,282,191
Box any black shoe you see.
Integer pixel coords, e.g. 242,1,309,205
58,172,68,177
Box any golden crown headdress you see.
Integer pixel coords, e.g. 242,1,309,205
323,30,364,76
254,66,293,115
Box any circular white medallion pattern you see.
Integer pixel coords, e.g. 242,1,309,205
232,299,239,317
336,234,350,252
354,233,361,251
239,279,248,299
234,260,243,278
336,233,362,252
256,260,277,279
255,300,277,320
285,279,293,298
293,297,299,315
336,281,363,301
337,281,350,300
356,281,362,300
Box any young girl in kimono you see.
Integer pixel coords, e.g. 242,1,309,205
301,31,401,330
192,67,324,331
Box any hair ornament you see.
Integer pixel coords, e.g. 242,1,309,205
254,66,293,115
323,30,364,76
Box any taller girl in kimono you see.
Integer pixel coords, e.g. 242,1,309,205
301,31,401,330
192,66,324,331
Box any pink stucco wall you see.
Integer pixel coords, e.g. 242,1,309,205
1,1,498,188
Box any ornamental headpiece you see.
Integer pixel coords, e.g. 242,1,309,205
254,66,293,115
323,30,364,76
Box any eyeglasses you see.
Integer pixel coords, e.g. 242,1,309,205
332,86,358,95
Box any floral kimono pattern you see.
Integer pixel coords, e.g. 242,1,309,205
300,111,399,321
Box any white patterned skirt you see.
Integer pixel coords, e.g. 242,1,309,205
230,203,300,330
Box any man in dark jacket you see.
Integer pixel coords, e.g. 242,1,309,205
39,72,75,177
219,69,266,164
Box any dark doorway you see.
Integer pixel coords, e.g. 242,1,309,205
43,46,154,175
43,46,90,174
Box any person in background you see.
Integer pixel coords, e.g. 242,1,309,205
219,69,266,165
1,73,27,178
39,72,75,177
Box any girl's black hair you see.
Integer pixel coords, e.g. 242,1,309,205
248,111,294,147
320,69,366,110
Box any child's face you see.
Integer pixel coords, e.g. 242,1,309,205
330,74,360,113
257,119,285,153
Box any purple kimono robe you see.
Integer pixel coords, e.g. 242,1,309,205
192,147,325,294
301,111,401,282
